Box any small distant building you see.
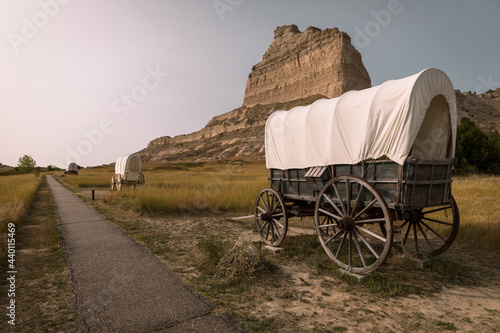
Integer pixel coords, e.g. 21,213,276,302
65,162,78,175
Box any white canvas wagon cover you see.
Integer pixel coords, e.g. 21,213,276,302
115,154,141,175
67,162,78,172
265,68,457,170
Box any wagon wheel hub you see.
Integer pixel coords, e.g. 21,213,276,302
337,216,355,231
261,212,274,223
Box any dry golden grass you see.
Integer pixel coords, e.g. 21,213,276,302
452,175,500,253
0,173,44,267
61,161,499,252
63,160,269,214
0,174,43,228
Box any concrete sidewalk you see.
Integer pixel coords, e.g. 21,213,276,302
47,176,242,333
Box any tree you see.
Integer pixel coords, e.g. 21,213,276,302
455,118,500,174
17,155,37,173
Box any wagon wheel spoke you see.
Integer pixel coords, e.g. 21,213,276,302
269,193,276,213
318,208,342,220
254,188,288,247
335,232,348,260
350,185,365,218
421,205,450,215
417,222,435,252
354,218,387,225
355,228,380,259
402,221,412,245
398,196,459,259
413,222,419,254
332,183,347,216
348,232,353,269
421,217,454,227
259,196,269,211
324,229,344,246
273,218,284,230
319,222,338,230
322,193,345,218
315,175,392,274
419,220,447,242
319,215,337,238
356,226,387,243
353,198,378,221
352,230,367,268
345,179,351,217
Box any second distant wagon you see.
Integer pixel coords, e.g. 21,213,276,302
65,162,79,175
111,154,145,191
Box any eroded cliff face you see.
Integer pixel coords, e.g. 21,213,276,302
140,25,373,162
242,25,371,107
140,95,326,162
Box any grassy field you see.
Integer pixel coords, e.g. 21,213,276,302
1,177,75,332
452,175,500,253
59,159,269,215
59,160,500,253
63,162,500,332
5,163,498,332
0,173,44,264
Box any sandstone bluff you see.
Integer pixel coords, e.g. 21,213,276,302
140,25,371,162
242,25,371,107
139,25,500,162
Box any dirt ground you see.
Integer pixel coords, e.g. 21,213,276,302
75,187,500,332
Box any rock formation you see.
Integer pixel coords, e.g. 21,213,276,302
140,25,372,162
455,88,500,132
243,25,371,107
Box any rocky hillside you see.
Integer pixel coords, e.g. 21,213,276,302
456,88,500,132
140,95,326,162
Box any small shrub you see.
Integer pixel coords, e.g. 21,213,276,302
197,234,231,265
216,242,265,279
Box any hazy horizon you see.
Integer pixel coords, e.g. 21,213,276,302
1,0,499,168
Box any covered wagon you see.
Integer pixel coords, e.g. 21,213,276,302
65,162,78,175
111,154,145,191
255,68,459,274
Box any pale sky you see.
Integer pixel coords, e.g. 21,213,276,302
1,0,499,168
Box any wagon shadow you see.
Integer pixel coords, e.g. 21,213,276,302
275,234,479,298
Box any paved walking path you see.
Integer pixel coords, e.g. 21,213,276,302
47,176,242,333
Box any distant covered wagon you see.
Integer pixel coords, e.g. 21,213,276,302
111,154,145,191
255,68,460,274
65,162,78,175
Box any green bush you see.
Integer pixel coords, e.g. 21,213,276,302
454,118,500,175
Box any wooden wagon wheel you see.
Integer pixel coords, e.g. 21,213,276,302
111,177,116,191
254,188,288,246
394,195,459,259
314,175,393,274
117,175,122,191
